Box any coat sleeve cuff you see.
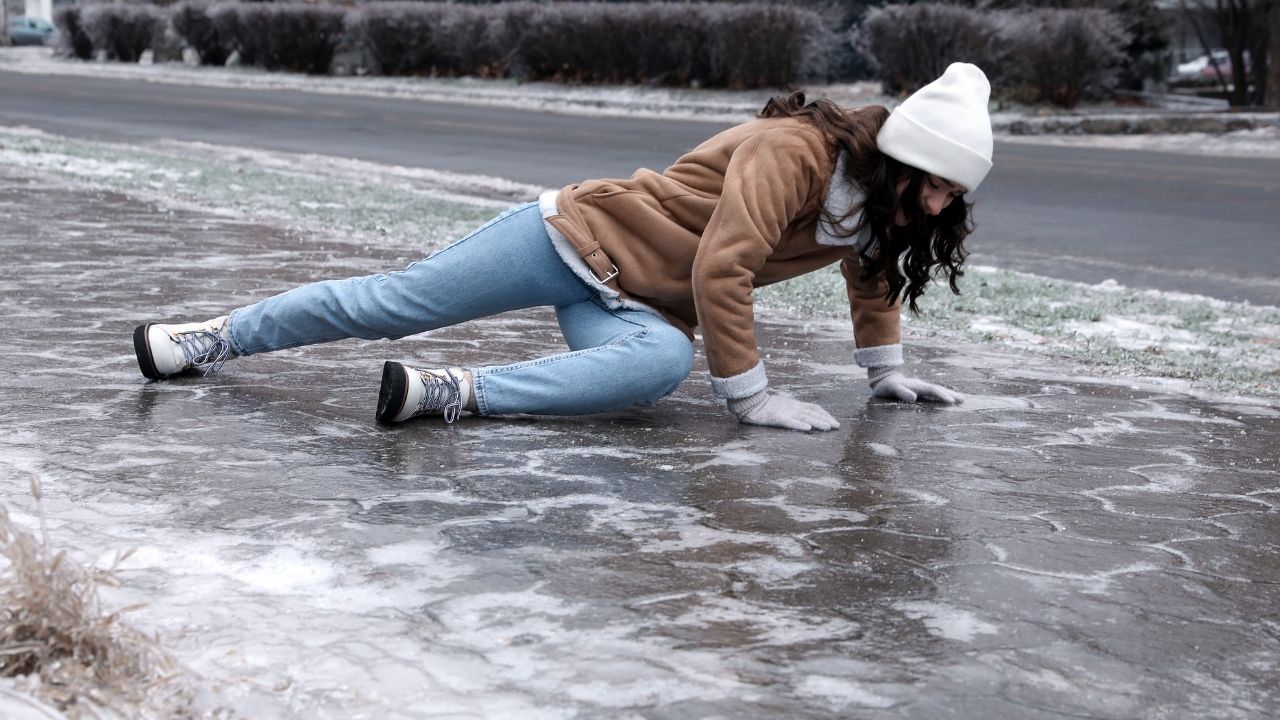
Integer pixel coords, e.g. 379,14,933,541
710,360,768,400
853,343,903,368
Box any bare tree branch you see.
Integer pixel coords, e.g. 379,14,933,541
1268,0,1280,108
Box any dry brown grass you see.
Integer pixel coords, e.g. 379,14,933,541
0,474,197,718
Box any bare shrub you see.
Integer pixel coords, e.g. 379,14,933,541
1005,8,1130,107
505,1,829,88
348,0,830,88
854,3,1010,94
207,3,243,65
0,475,193,718
512,3,638,83
583,3,705,85
855,2,1129,107
171,1,228,66
223,3,348,74
968,0,1169,91
52,7,94,61
703,3,834,88
79,4,167,63
349,2,502,77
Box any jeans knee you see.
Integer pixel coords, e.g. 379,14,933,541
664,335,696,385
633,326,693,401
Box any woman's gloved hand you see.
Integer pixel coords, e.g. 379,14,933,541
727,389,840,432
868,367,962,404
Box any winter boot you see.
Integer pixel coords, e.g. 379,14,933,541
133,316,235,380
376,361,470,425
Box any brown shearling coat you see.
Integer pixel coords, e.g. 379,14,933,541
544,116,901,381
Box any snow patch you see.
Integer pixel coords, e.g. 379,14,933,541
1063,316,1208,354
796,675,897,709
727,556,815,586
866,442,900,458
691,449,769,469
894,600,1000,642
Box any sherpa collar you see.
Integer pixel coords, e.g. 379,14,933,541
816,152,874,253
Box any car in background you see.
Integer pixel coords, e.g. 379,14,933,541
1172,49,1252,84
8,16,57,46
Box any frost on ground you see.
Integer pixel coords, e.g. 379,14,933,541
757,264,1280,399
0,126,503,253
999,125,1280,159
1,125,1277,400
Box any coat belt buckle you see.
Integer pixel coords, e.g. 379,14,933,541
589,252,619,284
594,265,620,284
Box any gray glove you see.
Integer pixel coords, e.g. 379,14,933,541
727,389,840,432
868,367,962,404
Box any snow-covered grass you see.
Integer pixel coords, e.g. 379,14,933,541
0,125,506,253
757,266,1280,398
2,125,1277,400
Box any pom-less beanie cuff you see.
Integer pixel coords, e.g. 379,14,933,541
877,62,994,192
877,111,993,193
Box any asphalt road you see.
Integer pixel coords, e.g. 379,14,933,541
3,70,1278,305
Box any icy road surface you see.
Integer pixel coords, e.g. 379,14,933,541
0,174,1277,718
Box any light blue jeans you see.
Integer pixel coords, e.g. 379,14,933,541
227,202,694,416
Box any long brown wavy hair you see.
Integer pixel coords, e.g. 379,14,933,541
759,91,974,313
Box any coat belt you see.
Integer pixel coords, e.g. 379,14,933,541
559,225,620,287
545,189,621,288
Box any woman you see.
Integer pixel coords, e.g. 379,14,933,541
133,63,992,432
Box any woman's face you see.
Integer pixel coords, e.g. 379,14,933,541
894,174,966,226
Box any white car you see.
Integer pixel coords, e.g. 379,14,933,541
1172,50,1250,83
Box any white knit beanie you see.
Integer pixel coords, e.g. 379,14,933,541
876,62,994,192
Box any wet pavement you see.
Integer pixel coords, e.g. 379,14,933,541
1,171,1278,718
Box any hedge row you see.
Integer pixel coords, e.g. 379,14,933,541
54,0,1132,105
360,2,834,87
55,5,166,63
855,3,1130,108
56,1,835,88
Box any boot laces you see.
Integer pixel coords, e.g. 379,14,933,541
174,329,231,376
414,369,462,424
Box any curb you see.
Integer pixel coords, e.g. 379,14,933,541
995,112,1280,135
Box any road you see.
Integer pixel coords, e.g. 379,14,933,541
3,70,1278,305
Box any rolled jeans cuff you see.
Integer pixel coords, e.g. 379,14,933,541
854,343,903,369
710,360,768,400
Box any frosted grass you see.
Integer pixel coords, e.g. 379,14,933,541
756,266,1280,398
0,477,193,718
0,127,496,254
4,125,1276,399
